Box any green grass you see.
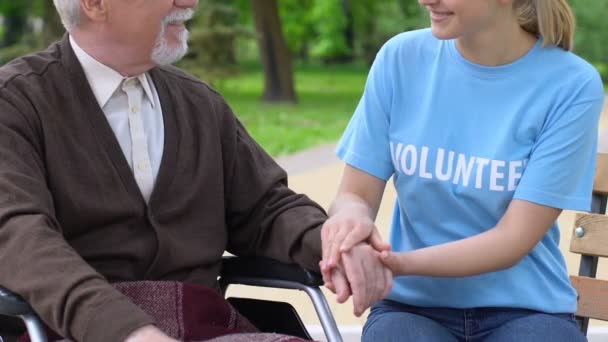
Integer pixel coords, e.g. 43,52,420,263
188,63,368,157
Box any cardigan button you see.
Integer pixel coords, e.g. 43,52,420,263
136,161,149,171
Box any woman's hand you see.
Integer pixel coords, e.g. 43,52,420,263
321,165,391,288
321,200,387,267
320,203,390,289
378,250,409,275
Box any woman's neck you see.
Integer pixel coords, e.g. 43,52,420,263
456,21,537,67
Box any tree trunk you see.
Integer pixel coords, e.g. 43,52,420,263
250,0,297,103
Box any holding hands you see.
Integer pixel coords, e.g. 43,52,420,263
320,200,390,273
335,243,393,316
320,208,393,316
319,174,394,315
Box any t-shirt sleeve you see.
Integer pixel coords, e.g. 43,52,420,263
513,73,605,211
336,44,395,180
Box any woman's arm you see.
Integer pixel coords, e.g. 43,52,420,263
380,199,561,276
321,164,390,270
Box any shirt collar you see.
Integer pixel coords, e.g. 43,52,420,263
69,35,156,108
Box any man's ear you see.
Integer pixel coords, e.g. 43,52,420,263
80,0,108,23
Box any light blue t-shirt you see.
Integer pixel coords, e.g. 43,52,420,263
337,29,605,313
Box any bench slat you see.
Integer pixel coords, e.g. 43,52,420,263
570,213,608,257
570,276,608,321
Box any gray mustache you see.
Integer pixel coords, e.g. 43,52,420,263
163,9,194,25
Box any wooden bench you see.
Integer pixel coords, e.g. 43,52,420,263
592,153,608,200
569,152,608,334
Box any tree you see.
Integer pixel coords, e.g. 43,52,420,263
187,0,251,84
341,0,355,62
0,2,29,47
570,0,608,82
250,0,297,103
351,1,380,65
309,0,350,63
278,0,315,61
352,1,426,65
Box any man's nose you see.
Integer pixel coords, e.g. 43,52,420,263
175,0,199,9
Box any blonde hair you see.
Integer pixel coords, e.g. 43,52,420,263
515,0,575,51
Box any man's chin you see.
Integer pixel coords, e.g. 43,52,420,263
151,43,189,66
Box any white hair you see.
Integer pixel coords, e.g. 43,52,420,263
151,9,194,65
53,0,81,32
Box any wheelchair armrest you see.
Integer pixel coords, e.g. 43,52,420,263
221,256,323,287
0,286,35,316
220,257,343,342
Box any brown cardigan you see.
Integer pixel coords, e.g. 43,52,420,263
0,37,326,342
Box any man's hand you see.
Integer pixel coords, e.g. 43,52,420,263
124,325,179,342
322,244,392,316
323,261,352,304
341,243,393,316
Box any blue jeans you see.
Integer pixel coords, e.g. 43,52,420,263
362,299,586,342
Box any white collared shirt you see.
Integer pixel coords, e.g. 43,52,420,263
70,36,164,202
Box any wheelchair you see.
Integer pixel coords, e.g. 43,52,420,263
0,256,343,342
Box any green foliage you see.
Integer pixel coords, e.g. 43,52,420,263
571,0,608,82
0,0,61,52
278,0,428,64
396,0,428,30
0,0,46,62
594,63,608,83
278,0,316,59
0,1,28,47
351,1,426,65
309,0,350,61
186,0,253,84
0,1,28,15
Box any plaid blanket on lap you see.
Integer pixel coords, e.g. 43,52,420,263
21,281,311,342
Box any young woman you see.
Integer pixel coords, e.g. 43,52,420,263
320,0,605,341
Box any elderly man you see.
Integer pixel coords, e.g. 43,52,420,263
0,0,392,341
